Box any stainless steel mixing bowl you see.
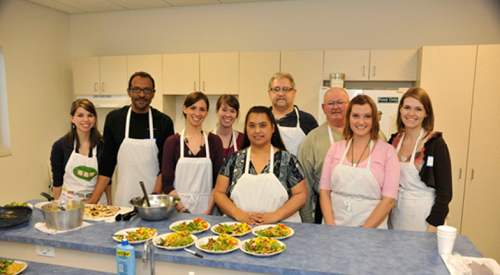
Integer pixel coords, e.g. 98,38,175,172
41,200,84,230
130,194,180,221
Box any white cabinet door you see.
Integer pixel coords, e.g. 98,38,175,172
127,55,163,109
163,53,199,95
99,56,127,95
73,57,100,95
418,45,477,232
239,51,280,118
370,49,417,81
281,50,324,120
200,52,239,95
324,50,370,81
461,44,500,261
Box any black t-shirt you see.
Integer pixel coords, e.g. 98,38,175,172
270,105,318,135
99,106,174,177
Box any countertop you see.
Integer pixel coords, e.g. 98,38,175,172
0,200,483,275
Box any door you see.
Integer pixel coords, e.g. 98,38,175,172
73,57,100,95
163,53,199,95
99,56,127,95
369,49,417,81
324,50,370,81
200,52,239,95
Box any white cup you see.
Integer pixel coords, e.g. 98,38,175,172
437,225,457,255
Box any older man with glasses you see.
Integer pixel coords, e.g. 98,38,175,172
84,71,174,207
268,72,318,157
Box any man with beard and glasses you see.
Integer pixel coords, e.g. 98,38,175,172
84,71,174,207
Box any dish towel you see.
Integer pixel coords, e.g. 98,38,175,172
441,254,500,275
35,222,93,235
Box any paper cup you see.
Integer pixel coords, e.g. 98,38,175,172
437,233,457,255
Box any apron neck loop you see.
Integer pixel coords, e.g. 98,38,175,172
341,138,373,169
245,145,274,174
396,128,424,163
125,107,154,140
180,129,209,158
328,126,334,145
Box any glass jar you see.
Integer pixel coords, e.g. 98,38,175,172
329,73,345,88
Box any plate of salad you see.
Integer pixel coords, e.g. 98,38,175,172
169,218,210,234
195,234,240,254
211,222,252,236
112,227,157,244
252,223,294,240
0,259,28,275
153,231,197,250
239,236,286,257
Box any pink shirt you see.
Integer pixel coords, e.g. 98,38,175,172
320,140,400,199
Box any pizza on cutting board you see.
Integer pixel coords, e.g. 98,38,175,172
83,204,121,219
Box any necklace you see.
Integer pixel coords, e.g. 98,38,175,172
352,139,370,167
185,130,204,156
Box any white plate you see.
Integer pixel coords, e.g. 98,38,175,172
195,235,240,254
152,232,197,250
0,260,28,275
239,238,286,257
210,222,252,236
112,227,157,244
83,205,132,221
34,201,50,210
251,224,294,240
169,219,210,234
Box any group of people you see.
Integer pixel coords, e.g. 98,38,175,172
50,71,452,233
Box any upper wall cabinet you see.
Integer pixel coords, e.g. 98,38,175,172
73,56,127,95
323,49,418,81
127,55,163,109
163,52,239,95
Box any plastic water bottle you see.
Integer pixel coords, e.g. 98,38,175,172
116,239,136,275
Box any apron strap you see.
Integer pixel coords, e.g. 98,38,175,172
125,107,154,140
395,128,424,163
293,107,300,128
72,139,97,157
232,130,238,151
328,126,334,145
244,145,274,174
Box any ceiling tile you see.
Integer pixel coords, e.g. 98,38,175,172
27,0,87,13
163,0,220,7
51,0,127,13
107,0,173,10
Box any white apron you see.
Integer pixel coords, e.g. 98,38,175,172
389,129,435,231
277,107,306,156
329,139,387,228
61,141,105,204
174,129,213,214
213,128,238,152
230,146,301,223
115,108,159,207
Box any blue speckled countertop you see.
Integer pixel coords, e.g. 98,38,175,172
0,200,483,275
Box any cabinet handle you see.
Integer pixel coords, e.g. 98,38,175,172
193,82,196,92
203,81,205,91
362,66,365,77
102,83,105,92
94,83,98,92
373,66,376,77
471,169,474,180
458,168,462,179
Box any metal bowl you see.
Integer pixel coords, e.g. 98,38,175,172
41,200,84,230
130,194,179,221
0,206,33,228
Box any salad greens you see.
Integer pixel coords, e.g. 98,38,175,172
114,227,156,242
214,223,251,235
158,231,194,248
199,234,238,252
255,223,291,238
171,217,208,232
245,236,285,254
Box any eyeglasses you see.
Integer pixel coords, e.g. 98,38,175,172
326,100,347,107
270,87,294,93
130,87,154,94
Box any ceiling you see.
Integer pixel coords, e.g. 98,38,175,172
26,0,290,14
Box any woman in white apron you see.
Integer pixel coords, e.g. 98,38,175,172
214,106,307,225
388,88,452,232
162,92,224,215
212,95,244,160
319,95,400,228
50,99,111,204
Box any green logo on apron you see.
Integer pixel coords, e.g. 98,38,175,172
73,166,98,181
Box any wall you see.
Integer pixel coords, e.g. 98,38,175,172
0,0,72,203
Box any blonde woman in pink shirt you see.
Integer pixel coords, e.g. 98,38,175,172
319,95,400,228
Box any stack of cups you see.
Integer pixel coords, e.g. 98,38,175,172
437,225,458,255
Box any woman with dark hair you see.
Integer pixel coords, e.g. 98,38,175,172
214,106,306,224
388,88,452,232
50,98,111,203
212,95,244,159
319,95,400,228
162,91,223,215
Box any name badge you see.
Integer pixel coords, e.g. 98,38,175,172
426,156,434,167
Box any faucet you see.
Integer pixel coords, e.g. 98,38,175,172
143,239,155,275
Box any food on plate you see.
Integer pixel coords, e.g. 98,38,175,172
213,222,251,235
171,217,208,232
245,236,286,255
200,234,238,252
113,227,156,242
84,204,121,219
255,223,291,238
0,259,26,275
157,231,194,248
3,202,28,207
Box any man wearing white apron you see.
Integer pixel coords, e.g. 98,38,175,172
267,72,318,156
389,129,436,231
173,129,213,214
230,146,302,223
84,72,174,207
60,142,106,204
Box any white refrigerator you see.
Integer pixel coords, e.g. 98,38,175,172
318,87,408,138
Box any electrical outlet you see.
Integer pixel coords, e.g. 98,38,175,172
36,245,55,257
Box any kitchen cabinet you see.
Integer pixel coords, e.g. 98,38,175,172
324,49,417,81
127,54,163,110
418,44,500,261
163,52,239,95
280,50,324,120
73,56,127,95
239,51,280,117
